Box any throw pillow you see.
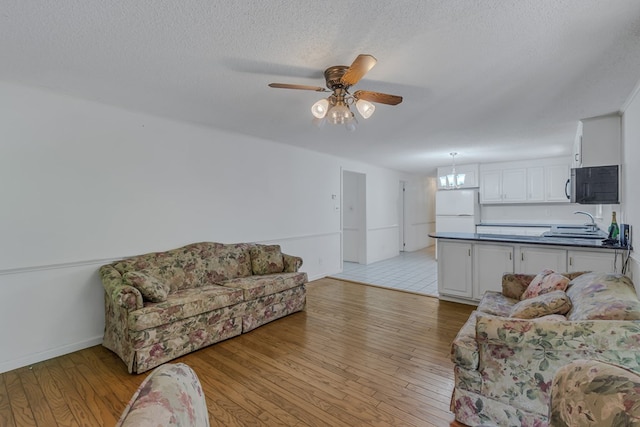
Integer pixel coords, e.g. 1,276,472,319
123,270,170,303
521,269,570,300
250,244,284,275
510,290,572,319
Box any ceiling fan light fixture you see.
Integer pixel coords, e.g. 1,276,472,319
355,99,375,119
311,98,330,119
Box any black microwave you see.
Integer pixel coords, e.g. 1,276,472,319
569,165,619,204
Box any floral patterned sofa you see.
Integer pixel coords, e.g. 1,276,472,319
550,359,640,426
450,271,640,427
100,242,307,373
117,363,209,426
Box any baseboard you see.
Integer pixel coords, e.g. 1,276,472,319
0,336,103,374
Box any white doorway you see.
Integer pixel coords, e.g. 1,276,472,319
342,170,367,264
399,180,406,252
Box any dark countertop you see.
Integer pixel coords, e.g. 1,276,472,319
429,232,630,250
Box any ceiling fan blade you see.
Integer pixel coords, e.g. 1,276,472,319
354,90,403,105
268,83,328,92
341,54,377,86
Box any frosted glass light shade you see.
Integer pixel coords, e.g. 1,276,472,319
311,98,330,119
355,99,375,119
327,104,352,124
456,173,466,186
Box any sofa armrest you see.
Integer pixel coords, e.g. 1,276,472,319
99,264,143,311
550,359,640,426
282,253,303,272
116,363,210,427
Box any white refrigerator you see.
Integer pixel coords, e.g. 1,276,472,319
435,189,480,234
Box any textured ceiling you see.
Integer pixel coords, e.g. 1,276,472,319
2,1,640,174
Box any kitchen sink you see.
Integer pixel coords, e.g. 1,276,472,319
543,224,608,239
542,233,605,239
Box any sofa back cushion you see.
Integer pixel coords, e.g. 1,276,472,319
112,242,252,293
502,271,587,300
250,244,284,275
566,272,640,320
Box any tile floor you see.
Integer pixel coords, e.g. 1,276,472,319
330,246,439,297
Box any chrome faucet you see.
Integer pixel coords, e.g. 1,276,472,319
574,211,597,231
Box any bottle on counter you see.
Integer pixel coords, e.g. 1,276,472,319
608,211,620,240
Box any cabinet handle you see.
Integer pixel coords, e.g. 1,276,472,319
521,253,524,261
468,249,471,256
509,252,512,261
569,257,572,266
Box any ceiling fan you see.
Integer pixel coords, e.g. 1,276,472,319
268,54,403,130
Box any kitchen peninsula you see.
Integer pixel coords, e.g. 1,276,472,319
429,231,630,305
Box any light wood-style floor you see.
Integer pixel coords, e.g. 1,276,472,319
0,278,474,427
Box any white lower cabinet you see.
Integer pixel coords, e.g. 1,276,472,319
437,239,621,304
568,250,618,273
437,241,473,298
473,244,514,298
518,246,567,273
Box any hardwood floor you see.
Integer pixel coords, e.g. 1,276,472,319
0,278,474,427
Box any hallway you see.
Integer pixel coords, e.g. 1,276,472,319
330,246,438,297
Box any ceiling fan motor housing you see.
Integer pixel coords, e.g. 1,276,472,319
324,66,350,90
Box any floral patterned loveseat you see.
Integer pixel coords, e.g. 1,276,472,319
450,271,640,427
550,359,640,426
100,242,307,373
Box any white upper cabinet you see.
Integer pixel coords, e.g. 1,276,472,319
527,166,545,202
479,157,571,204
574,114,621,168
545,163,571,202
501,168,528,202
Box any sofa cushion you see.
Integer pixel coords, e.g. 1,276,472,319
128,284,244,331
123,271,170,302
477,291,518,316
510,290,572,319
521,270,570,300
222,272,307,300
250,244,284,275
566,272,640,320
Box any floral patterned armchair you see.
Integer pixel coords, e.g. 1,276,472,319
450,272,640,426
550,359,640,426
117,363,209,427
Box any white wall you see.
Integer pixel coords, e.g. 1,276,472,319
0,81,430,373
621,84,640,283
342,170,366,263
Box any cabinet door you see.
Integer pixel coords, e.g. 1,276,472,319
437,241,473,298
568,250,617,273
573,124,582,168
502,169,527,202
474,244,514,299
545,164,571,202
581,115,621,167
480,170,503,203
527,167,545,202
518,246,567,273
